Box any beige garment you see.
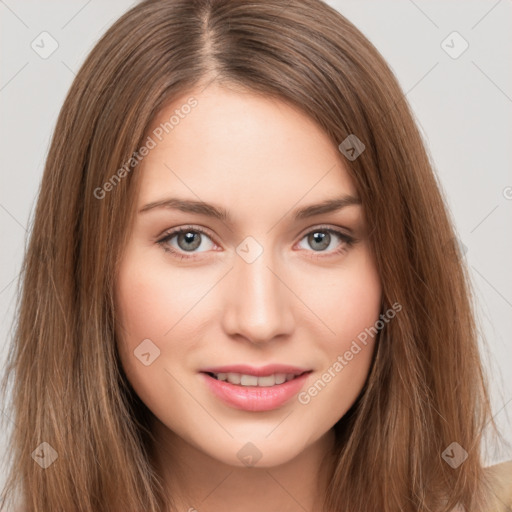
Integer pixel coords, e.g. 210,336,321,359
485,459,512,511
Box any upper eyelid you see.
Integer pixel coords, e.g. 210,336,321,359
297,224,352,239
159,225,216,243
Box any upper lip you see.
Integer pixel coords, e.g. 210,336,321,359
200,364,311,377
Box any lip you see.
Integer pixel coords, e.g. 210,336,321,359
199,368,313,412
199,364,310,377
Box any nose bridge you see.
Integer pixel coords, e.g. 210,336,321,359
222,239,294,343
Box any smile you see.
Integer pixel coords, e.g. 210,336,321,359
206,371,305,387
200,370,313,412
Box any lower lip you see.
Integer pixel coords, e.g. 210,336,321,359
200,372,311,412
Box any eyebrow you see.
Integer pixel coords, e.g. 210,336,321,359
138,194,361,222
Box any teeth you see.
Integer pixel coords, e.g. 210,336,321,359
226,372,240,384
240,374,258,386
212,372,299,386
275,374,287,385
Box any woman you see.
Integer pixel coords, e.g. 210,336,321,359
1,0,510,510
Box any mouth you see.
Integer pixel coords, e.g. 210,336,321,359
202,370,310,387
199,366,313,412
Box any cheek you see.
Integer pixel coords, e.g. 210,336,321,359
330,266,382,348
115,271,172,343
114,255,197,418
114,253,179,382
115,252,205,347
306,248,382,349
297,250,382,413
114,248,222,401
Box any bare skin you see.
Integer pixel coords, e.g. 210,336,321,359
115,82,382,511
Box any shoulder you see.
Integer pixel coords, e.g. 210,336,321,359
484,459,512,510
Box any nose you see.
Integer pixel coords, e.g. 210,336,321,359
220,248,295,345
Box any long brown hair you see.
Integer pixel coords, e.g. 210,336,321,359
0,0,506,510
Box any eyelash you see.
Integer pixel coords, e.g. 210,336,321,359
156,225,356,261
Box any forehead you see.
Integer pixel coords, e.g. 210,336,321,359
137,84,358,220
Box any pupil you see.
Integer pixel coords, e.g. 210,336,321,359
309,231,330,251
178,231,201,251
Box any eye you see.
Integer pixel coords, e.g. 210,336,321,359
157,226,216,260
296,227,355,257
157,225,356,261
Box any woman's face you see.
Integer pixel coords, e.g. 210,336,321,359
115,83,382,467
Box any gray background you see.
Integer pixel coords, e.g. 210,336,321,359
1,0,511,492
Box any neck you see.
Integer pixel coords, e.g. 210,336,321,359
150,416,337,512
